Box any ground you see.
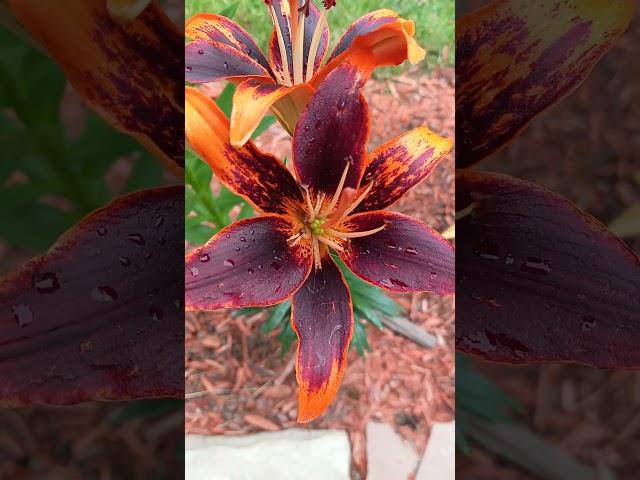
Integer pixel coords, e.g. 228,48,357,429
185,66,456,479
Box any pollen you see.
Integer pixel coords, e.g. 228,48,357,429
290,163,385,270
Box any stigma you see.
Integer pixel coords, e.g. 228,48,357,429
288,163,385,270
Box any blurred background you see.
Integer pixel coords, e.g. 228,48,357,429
457,1,640,479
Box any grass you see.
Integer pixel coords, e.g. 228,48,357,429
185,0,454,69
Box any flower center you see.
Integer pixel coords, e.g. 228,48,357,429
268,1,329,86
288,163,384,269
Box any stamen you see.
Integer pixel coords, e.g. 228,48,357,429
325,225,385,239
293,12,305,84
303,186,315,219
312,236,322,269
324,162,350,215
289,234,304,247
270,5,292,86
305,9,327,82
317,235,345,252
455,202,477,221
338,182,373,219
313,192,325,217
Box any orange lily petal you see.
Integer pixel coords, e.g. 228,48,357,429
185,215,312,310
313,10,425,87
355,127,453,213
292,254,353,422
185,87,303,214
338,211,455,294
9,0,184,176
231,78,314,147
185,13,271,72
457,0,635,166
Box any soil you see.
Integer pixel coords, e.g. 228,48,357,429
186,67,456,479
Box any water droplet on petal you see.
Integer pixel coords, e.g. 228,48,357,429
12,304,33,326
405,247,417,256
385,239,397,250
91,286,118,302
197,49,204,55
250,229,255,236
223,61,229,69
149,305,163,321
304,125,311,132
520,257,551,275
199,253,210,263
185,65,192,72
190,266,200,277
580,315,597,332
504,254,515,265
239,237,246,243
35,272,60,294
224,259,235,267
154,215,164,227
248,267,255,274
97,227,107,236
119,256,132,267
127,233,146,245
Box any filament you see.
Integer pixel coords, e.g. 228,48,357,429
325,225,385,239
293,11,305,84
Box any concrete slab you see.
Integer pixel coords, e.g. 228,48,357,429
185,429,350,480
366,422,419,480
415,422,455,480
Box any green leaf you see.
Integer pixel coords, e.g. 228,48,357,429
261,301,291,333
351,318,371,356
20,49,66,122
124,152,165,193
219,1,240,18
185,215,216,245
278,321,297,356
231,307,263,318
185,150,213,193
252,115,276,139
216,83,236,117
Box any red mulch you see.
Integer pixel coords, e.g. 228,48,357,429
186,67,456,479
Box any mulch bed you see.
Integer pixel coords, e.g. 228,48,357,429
186,67,456,479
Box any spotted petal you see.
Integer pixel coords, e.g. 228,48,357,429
337,211,455,294
456,0,635,166
185,13,271,72
185,87,303,214
0,187,183,406
9,0,184,175
456,171,640,367
185,216,312,310
185,40,271,84
292,254,353,422
292,64,369,196
355,127,453,213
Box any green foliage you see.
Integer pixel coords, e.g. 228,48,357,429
0,27,163,251
456,354,524,452
186,0,454,69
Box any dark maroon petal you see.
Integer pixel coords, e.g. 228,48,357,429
456,0,634,167
0,187,183,406
292,63,369,196
328,9,399,61
185,13,272,73
338,211,455,294
292,254,353,422
185,216,312,309
185,40,270,84
301,0,330,74
456,171,640,367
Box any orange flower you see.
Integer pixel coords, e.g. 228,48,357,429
185,0,425,147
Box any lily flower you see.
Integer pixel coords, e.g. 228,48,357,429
185,0,426,147
185,64,454,422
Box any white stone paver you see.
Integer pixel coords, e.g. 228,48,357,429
416,422,455,480
366,422,419,480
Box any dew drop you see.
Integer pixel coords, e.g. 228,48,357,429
185,65,192,72
149,305,163,321
258,264,263,270
271,262,282,271
580,315,597,332
226,234,231,239
97,227,107,236
405,247,418,256
12,304,33,326
429,272,437,278
504,254,515,266
385,239,397,250
239,237,247,243
154,215,164,227
224,259,235,267
91,286,118,302
127,233,146,245
304,125,311,132
119,256,132,267
199,253,210,263
234,246,241,252
520,257,551,275
190,266,200,277
250,229,255,236
223,61,229,70
197,49,204,55
248,267,255,274
143,250,153,259
246,48,252,55
35,272,60,294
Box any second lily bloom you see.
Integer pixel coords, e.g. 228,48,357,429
185,0,425,147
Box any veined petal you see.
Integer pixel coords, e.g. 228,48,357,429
185,40,270,84
456,171,640,367
185,13,271,72
301,0,330,75
231,78,313,148
185,216,312,310
292,254,353,422
456,0,635,167
293,64,369,196
267,0,294,84
313,11,425,86
0,187,183,406
338,211,455,294
185,87,303,214
9,0,184,175
355,127,453,213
